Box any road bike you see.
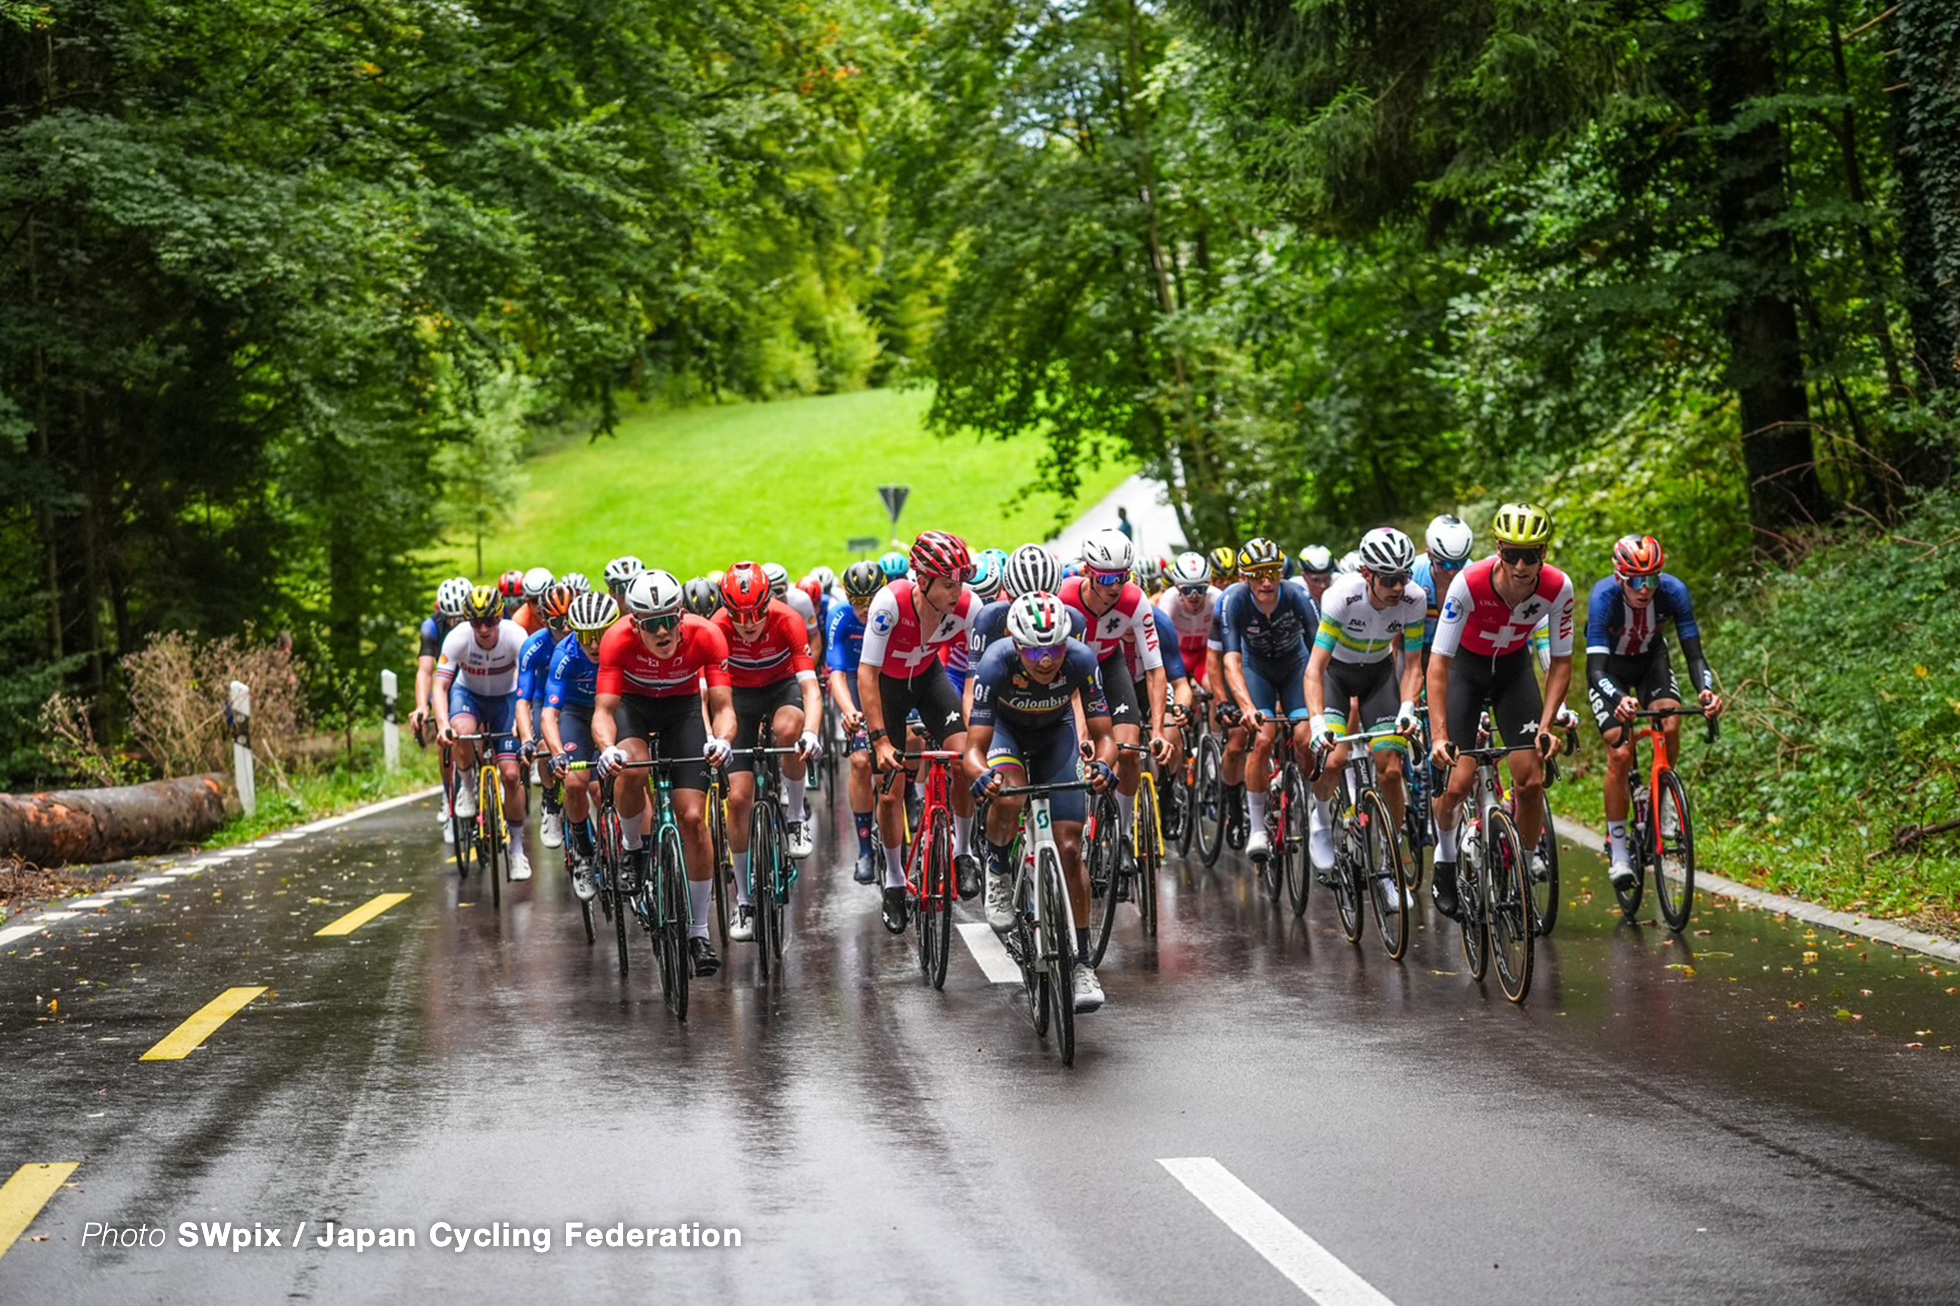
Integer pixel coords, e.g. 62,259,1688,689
1191,691,1233,866
741,724,803,979
1401,705,1434,893
1320,728,1413,959
449,731,505,908
999,778,1089,1068
1472,711,1576,939
1445,740,1544,1003
1250,717,1310,914
883,750,960,990
1612,705,1716,930
1086,743,1161,967
707,769,734,954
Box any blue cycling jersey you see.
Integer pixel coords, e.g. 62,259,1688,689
826,602,866,675
1219,581,1317,666
969,638,1109,730
968,598,1087,664
517,627,565,707
543,635,599,713
1585,574,1700,659
1150,607,1188,683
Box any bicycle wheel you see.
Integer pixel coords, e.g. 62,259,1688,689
764,806,789,969
710,782,732,955
1087,791,1122,968
918,808,953,990
1017,860,1047,1036
1135,779,1160,937
1330,785,1364,944
451,769,474,879
1037,847,1076,1068
597,806,629,978
577,818,596,943
483,770,504,909
1615,780,1648,919
751,802,777,980
1531,791,1560,937
1195,734,1226,866
1486,808,1533,1003
1403,753,1432,893
656,824,690,1020
1654,768,1696,931
1459,839,1489,982
1363,790,1409,960
1286,768,1315,917
1176,755,1199,858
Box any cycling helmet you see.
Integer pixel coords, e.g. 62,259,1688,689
683,577,719,617
969,553,1004,602
809,565,837,592
878,550,909,581
1135,554,1164,588
909,530,972,582
522,566,555,601
762,562,790,599
980,547,1010,574
798,577,823,610
1425,514,1474,565
1491,502,1553,547
1335,550,1362,575
537,582,576,625
1236,537,1285,573
1613,534,1666,578
1298,544,1334,575
603,555,644,596
560,571,592,596
707,568,725,589
1168,551,1211,588
623,569,684,619
721,562,772,618
1208,546,1238,582
462,585,502,622
1080,527,1134,574
567,590,619,636
1357,527,1417,576
498,569,525,599
843,560,884,600
435,577,474,619
1004,544,1060,598
1006,592,1071,649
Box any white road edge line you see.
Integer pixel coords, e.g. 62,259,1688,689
1159,1157,1397,1306
133,876,176,887
955,922,1023,984
0,924,47,947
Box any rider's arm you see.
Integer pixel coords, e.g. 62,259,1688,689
1394,630,1423,708
591,693,621,752
542,706,565,755
1541,655,1574,737
1084,710,1117,769
1668,577,1716,695
963,723,995,782
1304,642,1331,717
1224,651,1254,717
705,684,736,747
827,669,859,724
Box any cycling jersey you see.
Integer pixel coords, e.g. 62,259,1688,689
860,580,975,681
1410,555,1456,648
967,598,1087,664
517,626,566,708
968,639,1110,730
1431,559,1575,660
513,602,544,636
712,600,817,689
1314,573,1427,664
1585,573,1715,704
1218,581,1318,666
1127,607,1188,683
418,613,452,661
436,620,527,695
825,602,867,676
543,635,599,714
595,615,732,700
1156,587,1219,680
1056,576,1164,673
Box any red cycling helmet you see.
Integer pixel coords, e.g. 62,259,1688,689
798,577,822,609
909,530,972,582
1612,535,1666,578
498,569,525,599
720,561,772,618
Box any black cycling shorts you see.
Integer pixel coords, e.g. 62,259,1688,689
1588,646,1681,739
729,678,804,774
986,716,1087,824
1098,653,1142,728
1322,657,1398,735
877,662,965,747
614,693,710,793
1444,650,1543,751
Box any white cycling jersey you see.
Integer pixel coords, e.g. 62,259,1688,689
1314,574,1428,665
437,620,526,695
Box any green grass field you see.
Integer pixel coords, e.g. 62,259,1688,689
433,388,1137,583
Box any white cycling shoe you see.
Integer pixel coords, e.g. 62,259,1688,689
1608,858,1637,890
986,872,1017,933
787,820,814,860
453,787,477,821
1072,965,1105,1013
508,846,532,882
541,811,563,849
1245,827,1270,859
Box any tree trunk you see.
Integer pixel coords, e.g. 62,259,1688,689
1706,0,1834,536
0,774,237,869
1894,0,1960,401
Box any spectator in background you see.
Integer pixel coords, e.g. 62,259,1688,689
1116,505,1133,543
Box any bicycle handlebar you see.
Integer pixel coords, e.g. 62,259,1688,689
999,780,1098,798
1631,704,1720,744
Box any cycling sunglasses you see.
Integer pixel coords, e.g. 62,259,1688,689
1499,547,1545,566
1370,570,1411,588
635,613,682,634
1176,583,1209,598
1088,567,1128,586
1243,565,1284,581
1624,574,1659,591
1019,644,1068,665
469,617,501,630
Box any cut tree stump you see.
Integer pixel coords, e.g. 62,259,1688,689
0,773,238,869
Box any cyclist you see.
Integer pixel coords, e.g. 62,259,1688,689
560,571,592,598
543,590,616,899
860,530,980,932
1292,545,1335,607
434,585,536,881
967,592,1118,1012
1219,537,1320,860
1412,514,1475,661
591,569,736,978
1586,534,1725,889
878,550,909,584
1305,528,1427,888
603,556,645,603
714,562,824,943
1157,552,1218,688
497,569,527,621
1426,503,1575,917
828,561,885,884
516,582,576,850
683,577,719,618
511,567,555,635
964,543,1085,719
416,577,473,842
1058,528,1171,865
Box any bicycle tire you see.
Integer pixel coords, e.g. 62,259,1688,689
1087,791,1121,969
1286,768,1315,918
1460,836,1489,982
919,807,953,990
710,783,732,955
1615,780,1648,919
450,766,473,879
1135,776,1160,937
484,769,504,909
1654,768,1696,931
1331,783,1364,943
1038,847,1075,1068
1363,789,1409,960
598,805,629,978
1531,791,1560,937
1403,753,1432,893
1195,734,1226,866
751,801,776,980
765,802,789,968
1176,754,1198,859
657,823,690,1020
1486,808,1533,1002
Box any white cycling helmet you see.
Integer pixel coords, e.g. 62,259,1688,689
521,566,554,600
1006,592,1071,648
1357,527,1417,576
604,555,645,596
1425,514,1475,565
762,562,790,598
1335,550,1362,576
1079,527,1134,574
1004,544,1061,598
809,565,837,592
435,577,474,618
623,569,685,619
970,553,1004,602
1298,545,1334,575
1167,551,1210,588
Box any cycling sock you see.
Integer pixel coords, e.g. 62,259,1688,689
621,822,643,851
688,879,713,938
734,851,752,907
884,842,906,889
1117,789,1134,833
542,787,561,815
785,783,806,825
1436,822,1458,860
570,821,593,857
508,820,525,848
1076,928,1091,964
1608,822,1629,863
854,812,874,856
1247,789,1267,830
953,812,972,856
987,838,1014,875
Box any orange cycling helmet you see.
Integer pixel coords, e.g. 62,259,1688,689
1613,535,1666,578
721,561,772,618
538,582,575,625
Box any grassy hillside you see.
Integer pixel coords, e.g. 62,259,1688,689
433,388,1136,582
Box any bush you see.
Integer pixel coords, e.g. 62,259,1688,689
121,628,307,779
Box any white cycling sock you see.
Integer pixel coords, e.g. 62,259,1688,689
1117,789,1134,831
953,812,972,856
786,784,806,825
621,822,642,851
884,841,906,889
688,879,713,939
508,820,525,847
1247,789,1267,830
734,851,752,907
1608,822,1629,864
1437,822,1458,860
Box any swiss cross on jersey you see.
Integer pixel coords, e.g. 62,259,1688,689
861,580,974,680
1057,576,1162,671
1436,559,1575,659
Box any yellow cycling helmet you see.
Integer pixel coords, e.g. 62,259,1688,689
1490,502,1553,548
461,585,501,621
1208,546,1238,582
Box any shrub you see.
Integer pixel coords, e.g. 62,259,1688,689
121,628,307,779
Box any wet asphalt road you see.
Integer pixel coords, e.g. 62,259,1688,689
4,786,1960,1305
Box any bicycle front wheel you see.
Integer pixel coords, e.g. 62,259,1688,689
710,783,733,955
656,825,690,1020
1654,768,1696,931
1087,791,1122,968
1460,843,1489,982
1135,778,1160,937
1195,735,1226,866
1330,783,1363,944
1363,790,1409,960
918,808,953,990
598,807,629,978
1037,847,1076,1068
1487,809,1533,1003
751,802,778,980
1285,772,1314,918
484,772,504,909
1531,791,1560,937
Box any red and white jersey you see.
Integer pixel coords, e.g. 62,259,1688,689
436,619,527,695
1059,576,1163,673
783,587,818,634
596,614,732,699
1431,558,1575,660
861,580,975,681
1156,587,1219,679
712,600,816,689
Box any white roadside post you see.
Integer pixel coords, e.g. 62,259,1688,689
381,670,401,772
228,680,256,816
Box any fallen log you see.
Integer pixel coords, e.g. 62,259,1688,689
0,773,238,869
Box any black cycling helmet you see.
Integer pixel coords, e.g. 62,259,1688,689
683,576,720,617
843,560,885,600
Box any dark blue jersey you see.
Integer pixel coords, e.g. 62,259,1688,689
969,638,1109,730
1585,574,1700,658
1219,581,1317,667
968,598,1086,662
